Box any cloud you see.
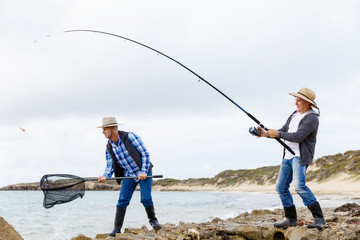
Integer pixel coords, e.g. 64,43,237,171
0,0,359,187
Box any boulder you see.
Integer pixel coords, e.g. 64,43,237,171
71,234,93,240
0,217,23,240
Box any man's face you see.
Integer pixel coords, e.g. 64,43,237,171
295,97,311,114
102,127,113,139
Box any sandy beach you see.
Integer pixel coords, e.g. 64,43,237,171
152,173,360,196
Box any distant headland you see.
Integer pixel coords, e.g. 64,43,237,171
1,150,359,195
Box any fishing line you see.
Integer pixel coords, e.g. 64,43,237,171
53,29,294,154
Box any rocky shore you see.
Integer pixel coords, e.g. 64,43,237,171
67,203,360,240
1,203,359,240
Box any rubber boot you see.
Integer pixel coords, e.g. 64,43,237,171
145,205,161,230
274,205,298,229
307,201,326,229
109,207,126,237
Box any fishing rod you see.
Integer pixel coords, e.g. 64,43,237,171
63,29,295,155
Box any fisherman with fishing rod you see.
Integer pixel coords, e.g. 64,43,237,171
253,87,326,230
97,117,161,236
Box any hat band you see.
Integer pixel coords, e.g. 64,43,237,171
102,122,117,127
297,92,315,103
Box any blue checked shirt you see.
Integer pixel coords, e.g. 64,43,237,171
103,132,151,179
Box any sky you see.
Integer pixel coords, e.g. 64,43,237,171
0,0,359,187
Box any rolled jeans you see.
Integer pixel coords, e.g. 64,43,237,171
116,170,154,209
275,156,317,207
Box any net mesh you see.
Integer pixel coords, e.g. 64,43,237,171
40,174,86,209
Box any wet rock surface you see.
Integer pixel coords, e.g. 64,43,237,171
70,203,360,240
335,202,360,217
0,217,24,240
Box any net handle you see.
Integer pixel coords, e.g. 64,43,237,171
40,174,163,191
85,175,163,181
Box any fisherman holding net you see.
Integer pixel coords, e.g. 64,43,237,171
97,117,161,236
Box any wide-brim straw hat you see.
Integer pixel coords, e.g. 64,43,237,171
97,117,122,128
289,87,319,109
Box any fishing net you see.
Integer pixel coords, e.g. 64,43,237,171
40,174,86,209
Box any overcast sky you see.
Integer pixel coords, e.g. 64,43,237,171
0,0,359,187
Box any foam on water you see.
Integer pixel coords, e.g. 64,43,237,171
50,210,71,240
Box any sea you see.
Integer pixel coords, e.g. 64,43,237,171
0,190,357,240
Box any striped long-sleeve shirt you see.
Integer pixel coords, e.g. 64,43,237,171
102,132,150,179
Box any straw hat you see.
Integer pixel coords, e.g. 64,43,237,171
97,117,122,128
289,87,319,109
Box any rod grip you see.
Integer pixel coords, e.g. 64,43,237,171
247,113,295,155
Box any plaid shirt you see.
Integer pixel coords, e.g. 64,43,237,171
103,132,150,178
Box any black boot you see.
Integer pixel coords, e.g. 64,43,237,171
109,207,126,237
274,205,298,229
307,202,326,229
145,205,161,230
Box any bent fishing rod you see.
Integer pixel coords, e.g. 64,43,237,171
63,29,295,155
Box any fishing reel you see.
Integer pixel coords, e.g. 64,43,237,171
249,127,261,138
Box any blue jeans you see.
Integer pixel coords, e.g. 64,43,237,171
275,156,317,207
116,171,154,209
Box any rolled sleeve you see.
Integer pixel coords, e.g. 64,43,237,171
103,149,114,178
